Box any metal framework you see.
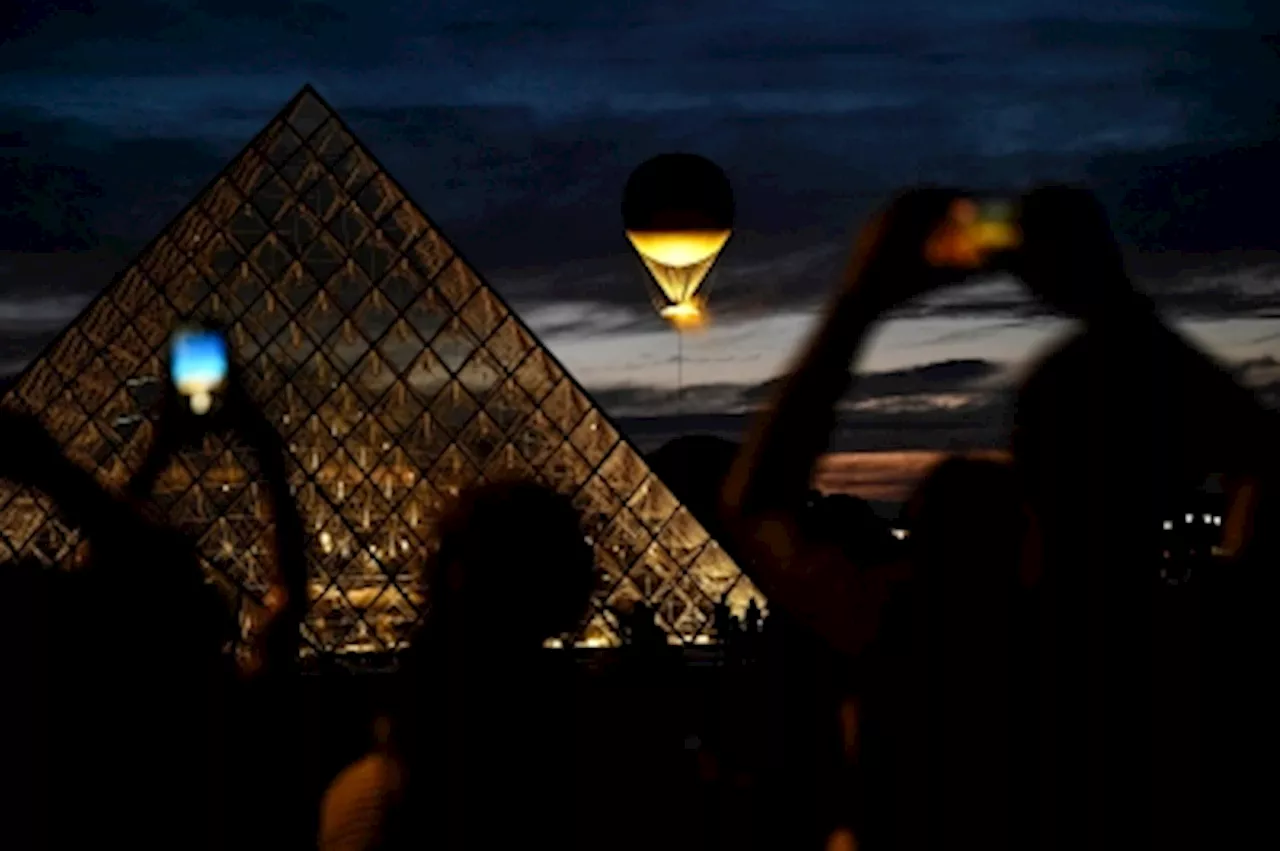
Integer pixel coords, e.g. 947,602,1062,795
0,86,765,659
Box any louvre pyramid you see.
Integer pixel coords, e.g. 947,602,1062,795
0,85,765,660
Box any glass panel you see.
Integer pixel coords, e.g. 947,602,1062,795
80,298,127,348
379,259,427,310
375,319,424,374
227,201,271,252
329,201,373,252
429,444,480,498
484,378,536,436
541,441,592,496
276,262,320,313
628,475,680,534
485,317,535,372
428,381,478,435
165,265,212,316
372,383,425,438
171,206,216,255
380,204,427,251
112,268,156,318
513,348,562,403
308,117,354,166
262,122,304,166
600,508,652,570
325,260,372,313
482,442,536,483
510,410,561,468
301,173,344,222
15,361,63,411
456,412,504,468
540,378,591,434
428,316,480,374
455,348,503,403
433,258,480,308
404,349,450,406
353,230,397,283
573,475,622,539
274,202,321,254
249,233,294,281
689,542,742,602
593,440,645,501
278,146,324,191
569,409,620,467
251,172,293,222
458,288,507,341
404,288,451,343
655,506,711,568
356,173,403,222
301,232,345,283
334,146,377,192
407,230,454,279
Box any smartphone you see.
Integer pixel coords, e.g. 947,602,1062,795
170,326,228,415
925,196,1022,270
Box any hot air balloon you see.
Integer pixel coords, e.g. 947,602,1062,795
622,153,734,329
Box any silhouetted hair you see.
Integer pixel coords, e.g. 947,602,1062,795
906,455,1028,584
424,478,596,650
648,434,741,543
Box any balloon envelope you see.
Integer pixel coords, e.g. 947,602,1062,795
622,154,734,321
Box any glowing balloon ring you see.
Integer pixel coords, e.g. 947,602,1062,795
622,153,734,328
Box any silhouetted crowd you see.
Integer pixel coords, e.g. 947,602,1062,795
4,185,1276,850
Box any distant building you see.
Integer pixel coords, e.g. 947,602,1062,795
1158,489,1226,585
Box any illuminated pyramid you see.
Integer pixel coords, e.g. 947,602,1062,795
0,85,765,660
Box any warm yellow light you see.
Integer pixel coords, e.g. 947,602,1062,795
189,390,212,415
625,229,731,268
659,300,706,328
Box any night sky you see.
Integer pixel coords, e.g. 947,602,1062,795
2,1,1278,504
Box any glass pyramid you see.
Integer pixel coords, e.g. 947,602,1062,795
0,85,766,660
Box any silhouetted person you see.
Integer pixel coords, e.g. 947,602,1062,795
617,601,672,656
319,480,596,851
648,434,742,546
2,410,236,850
807,492,901,566
126,357,311,851
855,455,1037,851
1010,185,1280,850
721,189,967,660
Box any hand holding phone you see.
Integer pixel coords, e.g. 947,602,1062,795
924,197,1022,270
170,325,229,416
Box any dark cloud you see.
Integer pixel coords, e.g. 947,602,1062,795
594,358,1008,420
617,398,1010,456
0,105,225,253
742,359,1004,406
0,1,1275,343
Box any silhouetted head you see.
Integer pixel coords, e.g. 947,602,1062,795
906,455,1031,589
648,434,740,540
428,479,596,652
807,492,899,564
1013,183,1144,324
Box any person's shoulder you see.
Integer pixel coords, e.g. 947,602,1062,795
319,752,404,851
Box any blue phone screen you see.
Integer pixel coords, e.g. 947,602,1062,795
170,328,228,393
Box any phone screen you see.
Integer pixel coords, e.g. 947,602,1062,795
170,327,228,415
926,197,1021,269
972,199,1021,253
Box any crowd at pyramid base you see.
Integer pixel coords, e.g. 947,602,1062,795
0,85,766,662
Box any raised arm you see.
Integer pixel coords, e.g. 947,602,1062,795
721,188,967,656
125,367,308,676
